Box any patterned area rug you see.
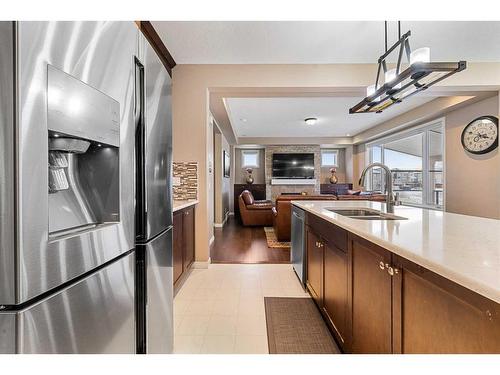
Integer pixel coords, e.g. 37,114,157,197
264,297,340,354
264,227,291,248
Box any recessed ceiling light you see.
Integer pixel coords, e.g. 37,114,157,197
240,118,247,122
346,133,351,136
304,117,317,126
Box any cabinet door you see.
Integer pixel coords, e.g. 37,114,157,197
351,237,392,353
324,242,348,349
182,206,195,271
172,211,183,284
306,228,323,305
393,258,500,353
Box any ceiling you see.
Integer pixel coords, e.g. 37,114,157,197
153,21,500,64
384,129,443,157
225,96,436,138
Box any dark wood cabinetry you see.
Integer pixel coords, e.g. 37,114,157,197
350,237,392,353
173,205,195,288
182,206,195,269
306,228,323,304
324,242,349,348
173,211,184,284
392,257,500,353
306,214,349,351
304,211,500,354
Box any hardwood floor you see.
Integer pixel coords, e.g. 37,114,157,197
211,217,290,264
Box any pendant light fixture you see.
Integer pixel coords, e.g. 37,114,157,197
349,21,466,114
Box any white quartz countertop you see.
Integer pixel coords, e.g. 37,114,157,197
173,199,198,212
292,200,500,304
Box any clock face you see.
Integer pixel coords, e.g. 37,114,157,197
461,116,499,155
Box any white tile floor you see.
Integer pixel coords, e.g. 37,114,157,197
173,263,310,354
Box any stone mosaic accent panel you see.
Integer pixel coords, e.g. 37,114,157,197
265,145,321,201
173,162,198,200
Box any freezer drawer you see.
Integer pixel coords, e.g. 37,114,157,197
0,252,135,354
136,228,173,354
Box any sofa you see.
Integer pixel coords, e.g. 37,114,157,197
238,190,274,226
272,194,338,242
272,193,387,242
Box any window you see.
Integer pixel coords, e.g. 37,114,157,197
241,150,260,168
366,120,444,209
321,150,338,167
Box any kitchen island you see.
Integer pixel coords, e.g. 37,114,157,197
292,200,500,353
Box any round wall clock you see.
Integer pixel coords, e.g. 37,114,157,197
461,115,499,155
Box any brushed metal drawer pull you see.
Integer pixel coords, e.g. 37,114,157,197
379,261,385,270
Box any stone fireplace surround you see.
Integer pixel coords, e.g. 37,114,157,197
265,145,321,201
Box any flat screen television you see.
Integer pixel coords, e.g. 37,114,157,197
272,153,315,179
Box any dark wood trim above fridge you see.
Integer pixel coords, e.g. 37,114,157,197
137,21,176,76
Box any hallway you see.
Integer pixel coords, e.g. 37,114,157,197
210,217,290,264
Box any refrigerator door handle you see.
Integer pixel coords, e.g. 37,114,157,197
134,57,147,240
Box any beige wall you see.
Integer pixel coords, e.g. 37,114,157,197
172,63,500,262
214,130,231,225
352,144,366,189
234,148,266,184
353,96,500,219
445,96,500,219
207,118,214,245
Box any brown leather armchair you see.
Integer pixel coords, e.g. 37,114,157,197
238,190,274,226
272,195,338,242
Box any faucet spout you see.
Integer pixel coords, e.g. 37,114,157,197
358,162,396,213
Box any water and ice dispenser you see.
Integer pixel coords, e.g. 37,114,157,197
47,65,121,236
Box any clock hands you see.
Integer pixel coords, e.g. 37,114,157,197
469,131,490,143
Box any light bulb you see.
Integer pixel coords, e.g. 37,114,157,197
367,84,376,97
384,68,402,93
366,84,381,102
384,69,397,84
410,47,430,65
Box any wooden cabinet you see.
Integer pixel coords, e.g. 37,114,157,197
182,206,195,270
173,211,184,284
306,213,349,351
393,257,500,353
323,242,348,348
173,205,195,288
306,227,323,305
305,212,500,354
350,237,393,354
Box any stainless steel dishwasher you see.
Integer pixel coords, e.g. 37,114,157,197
291,205,306,287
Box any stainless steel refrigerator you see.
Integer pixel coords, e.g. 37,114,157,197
134,35,174,354
0,21,147,354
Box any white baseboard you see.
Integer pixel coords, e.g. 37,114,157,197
192,257,211,269
191,261,209,269
214,212,230,228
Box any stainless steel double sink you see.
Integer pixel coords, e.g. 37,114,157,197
327,208,407,220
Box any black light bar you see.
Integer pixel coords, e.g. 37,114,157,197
349,61,466,114
349,24,467,114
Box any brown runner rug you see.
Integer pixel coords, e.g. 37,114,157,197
264,297,340,354
263,227,290,249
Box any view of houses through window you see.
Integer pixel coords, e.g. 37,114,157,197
366,120,444,209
